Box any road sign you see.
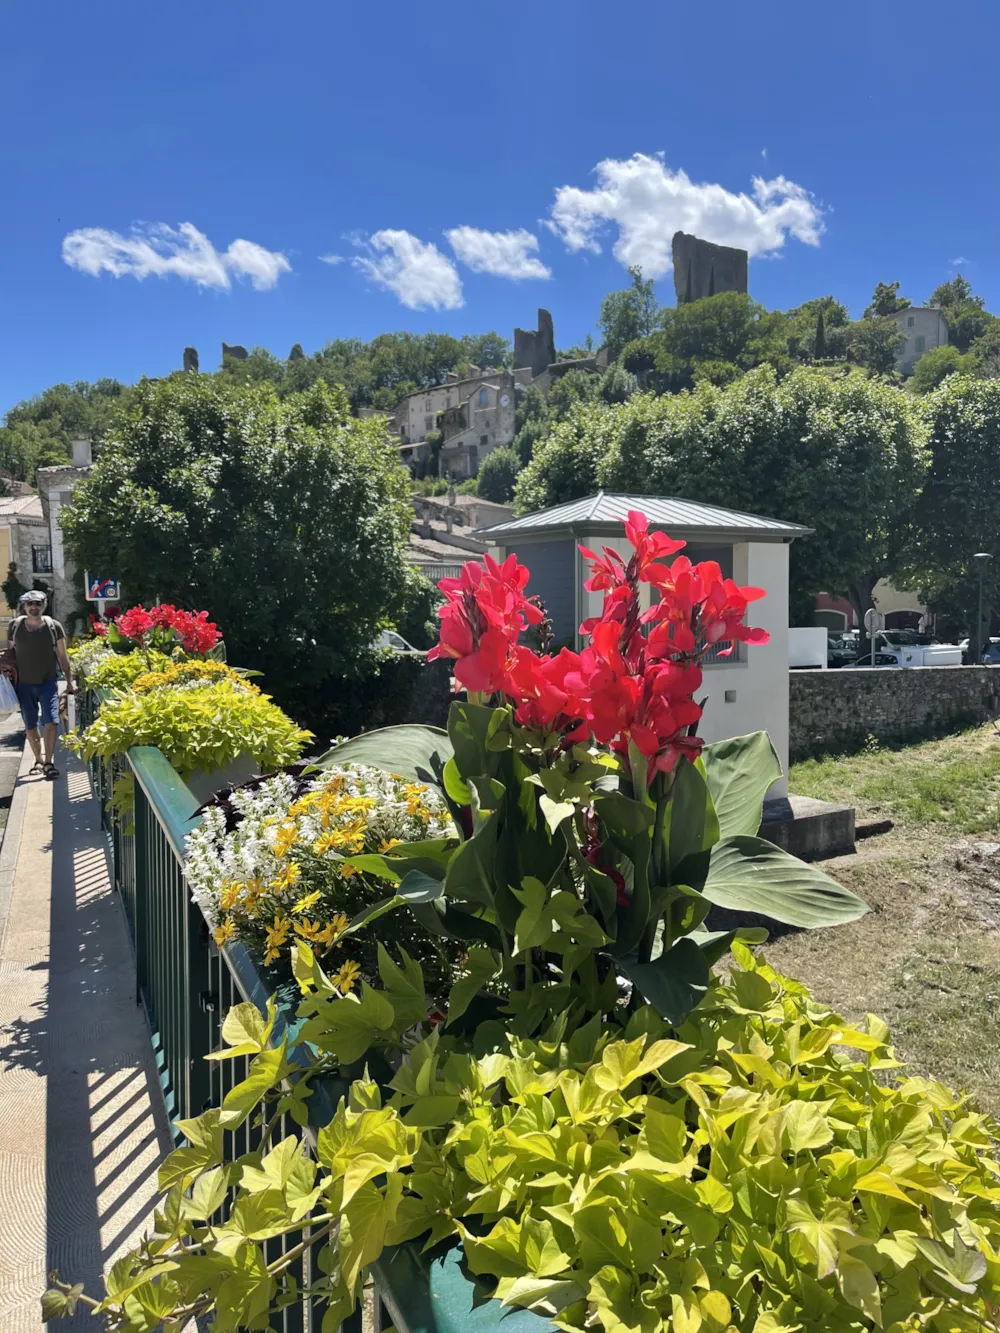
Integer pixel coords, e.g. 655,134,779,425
863,608,882,634
84,573,120,602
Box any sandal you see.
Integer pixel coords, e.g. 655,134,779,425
43,763,59,780
29,761,44,776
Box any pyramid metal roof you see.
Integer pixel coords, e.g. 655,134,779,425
476,491,812,542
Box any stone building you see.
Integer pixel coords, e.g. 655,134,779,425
888,306,949,375
395,366,528,479
0,492,50,623
35,438,96,628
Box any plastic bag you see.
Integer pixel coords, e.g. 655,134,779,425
0,674,18,712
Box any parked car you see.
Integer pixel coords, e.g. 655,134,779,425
827,632,859,668
854,652,904,668
959,636,1000,664
375,629,423,655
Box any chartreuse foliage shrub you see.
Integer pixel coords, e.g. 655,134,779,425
45,944,1000,1331
76,647,174,690
68,680,312,778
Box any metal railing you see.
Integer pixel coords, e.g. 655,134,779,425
83,691,542,1333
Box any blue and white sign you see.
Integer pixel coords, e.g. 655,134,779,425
84,573,121,602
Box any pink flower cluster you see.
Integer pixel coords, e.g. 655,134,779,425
430,511,769,782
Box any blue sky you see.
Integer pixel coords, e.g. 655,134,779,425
3,0,999,415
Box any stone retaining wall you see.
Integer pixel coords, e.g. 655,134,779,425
789,666,1000,760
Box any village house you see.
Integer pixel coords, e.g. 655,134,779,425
889,305,949,375
395,366,529,479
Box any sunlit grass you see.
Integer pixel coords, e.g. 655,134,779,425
790,725,1000,834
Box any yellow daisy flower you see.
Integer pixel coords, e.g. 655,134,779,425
292,890,322,915
213,918,236,947
270,862,301,894
264,915,291,965
332,959,362,994
273,823,299,859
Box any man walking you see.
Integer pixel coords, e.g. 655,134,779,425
4,591,75,779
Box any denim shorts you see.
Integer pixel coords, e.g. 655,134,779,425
16,680,60,731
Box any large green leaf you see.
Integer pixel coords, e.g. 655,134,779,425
667,758,721,877
311,725,453,789
699,836,868,928
620,938,711,1025
703,732,782,839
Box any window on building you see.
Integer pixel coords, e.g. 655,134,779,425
480,434,488,447
469,444,479,475
907,315,915,328
424,416,433,432
32,544,53,574
479,388,489,406
915,335,926,356
425,399,432,411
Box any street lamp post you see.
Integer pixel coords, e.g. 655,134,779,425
974,552,992,664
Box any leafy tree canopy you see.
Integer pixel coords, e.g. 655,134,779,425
516,367,926,620
864,280,911,318
654,291,791,389
928,273,996,353
598,266,660,356
911,344,974,394
60,374,414,724
901,375,1000,630
476,445,521,503
848,316,905,377
0,378,132,481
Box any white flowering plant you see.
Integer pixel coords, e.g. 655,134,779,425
185,763,458,991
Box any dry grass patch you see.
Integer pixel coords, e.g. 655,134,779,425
772,724,1000,1113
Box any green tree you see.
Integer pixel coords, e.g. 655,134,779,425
513,400,620,515
655,291,791,389
848,316,905,376
971,323,1000,378
598,266,660,356
928,273,995,353
864,281,910,318
900,375,1000,633
517,367,926,627
476,446,521,503
911,344,974,394
598,363,640,404
785,296,849,359
814,309,826,359
1,377,132,481
61,375,413,727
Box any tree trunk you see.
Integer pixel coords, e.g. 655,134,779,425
848,577,878,659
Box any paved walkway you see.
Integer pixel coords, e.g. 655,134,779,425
0,730,171,1330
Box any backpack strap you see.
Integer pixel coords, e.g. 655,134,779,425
42,616,58,648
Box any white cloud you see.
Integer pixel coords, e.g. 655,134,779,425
951,256,971,266
319,253,345,265
546,152,824,278
445,226,551,279
761,147,768,160
353,229,463,309
61,221,291,290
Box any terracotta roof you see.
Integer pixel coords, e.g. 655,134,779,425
0,494,44,520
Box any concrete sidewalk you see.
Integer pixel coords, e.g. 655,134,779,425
0,741,171,1329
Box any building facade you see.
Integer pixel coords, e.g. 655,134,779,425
477,491,811,795
0,494,50,623
889,306,949,375
35,438,96,629
395,366,529,479
814,580,933,633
